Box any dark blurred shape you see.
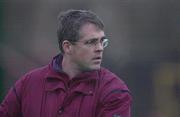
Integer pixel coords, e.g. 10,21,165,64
0,0,5,102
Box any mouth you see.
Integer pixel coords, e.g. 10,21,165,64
92,56,102,60
92,57,102,63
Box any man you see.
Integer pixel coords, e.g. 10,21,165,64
0,9,132,117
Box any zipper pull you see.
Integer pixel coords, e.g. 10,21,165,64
58,107,64,114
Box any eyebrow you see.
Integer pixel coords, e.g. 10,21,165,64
86,36,107,41
101,36,107,40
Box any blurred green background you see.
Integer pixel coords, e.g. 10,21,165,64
0,0,179,117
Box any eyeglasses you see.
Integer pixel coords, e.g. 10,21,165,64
71,38,109,48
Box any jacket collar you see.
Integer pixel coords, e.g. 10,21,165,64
44,54,100,95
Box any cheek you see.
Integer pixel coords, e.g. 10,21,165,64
77,49,93,58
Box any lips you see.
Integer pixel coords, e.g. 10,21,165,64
92,57,102,64
92,56,102,60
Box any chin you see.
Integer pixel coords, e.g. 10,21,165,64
90,65,101,70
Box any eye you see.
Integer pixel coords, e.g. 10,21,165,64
85,39,98,45
100,38,105,43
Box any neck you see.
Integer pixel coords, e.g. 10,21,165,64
62,55,81,79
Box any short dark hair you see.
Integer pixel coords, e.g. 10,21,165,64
57,9,104,53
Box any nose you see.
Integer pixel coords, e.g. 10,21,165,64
95,42,104,52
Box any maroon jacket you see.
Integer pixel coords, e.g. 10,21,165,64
0,55,132,117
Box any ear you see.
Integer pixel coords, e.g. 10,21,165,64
62,40,72,54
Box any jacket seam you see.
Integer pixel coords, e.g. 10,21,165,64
13,85,21,105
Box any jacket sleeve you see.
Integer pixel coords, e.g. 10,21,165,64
0,76,25,117
97,89,132,117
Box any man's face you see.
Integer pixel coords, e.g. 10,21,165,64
70,23,106,71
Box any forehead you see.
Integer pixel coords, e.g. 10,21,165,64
79,23,105,40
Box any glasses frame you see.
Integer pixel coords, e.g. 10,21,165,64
70,38,109,49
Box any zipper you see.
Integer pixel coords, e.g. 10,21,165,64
57,84,70,115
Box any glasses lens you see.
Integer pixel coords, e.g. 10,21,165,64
102,39,109,48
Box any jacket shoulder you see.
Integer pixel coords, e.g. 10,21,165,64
15,65,49,90
97,67,130,93
25,65,49,77
97,68,132,108
99,68,125,85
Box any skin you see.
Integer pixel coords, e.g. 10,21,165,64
62,23,105,78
